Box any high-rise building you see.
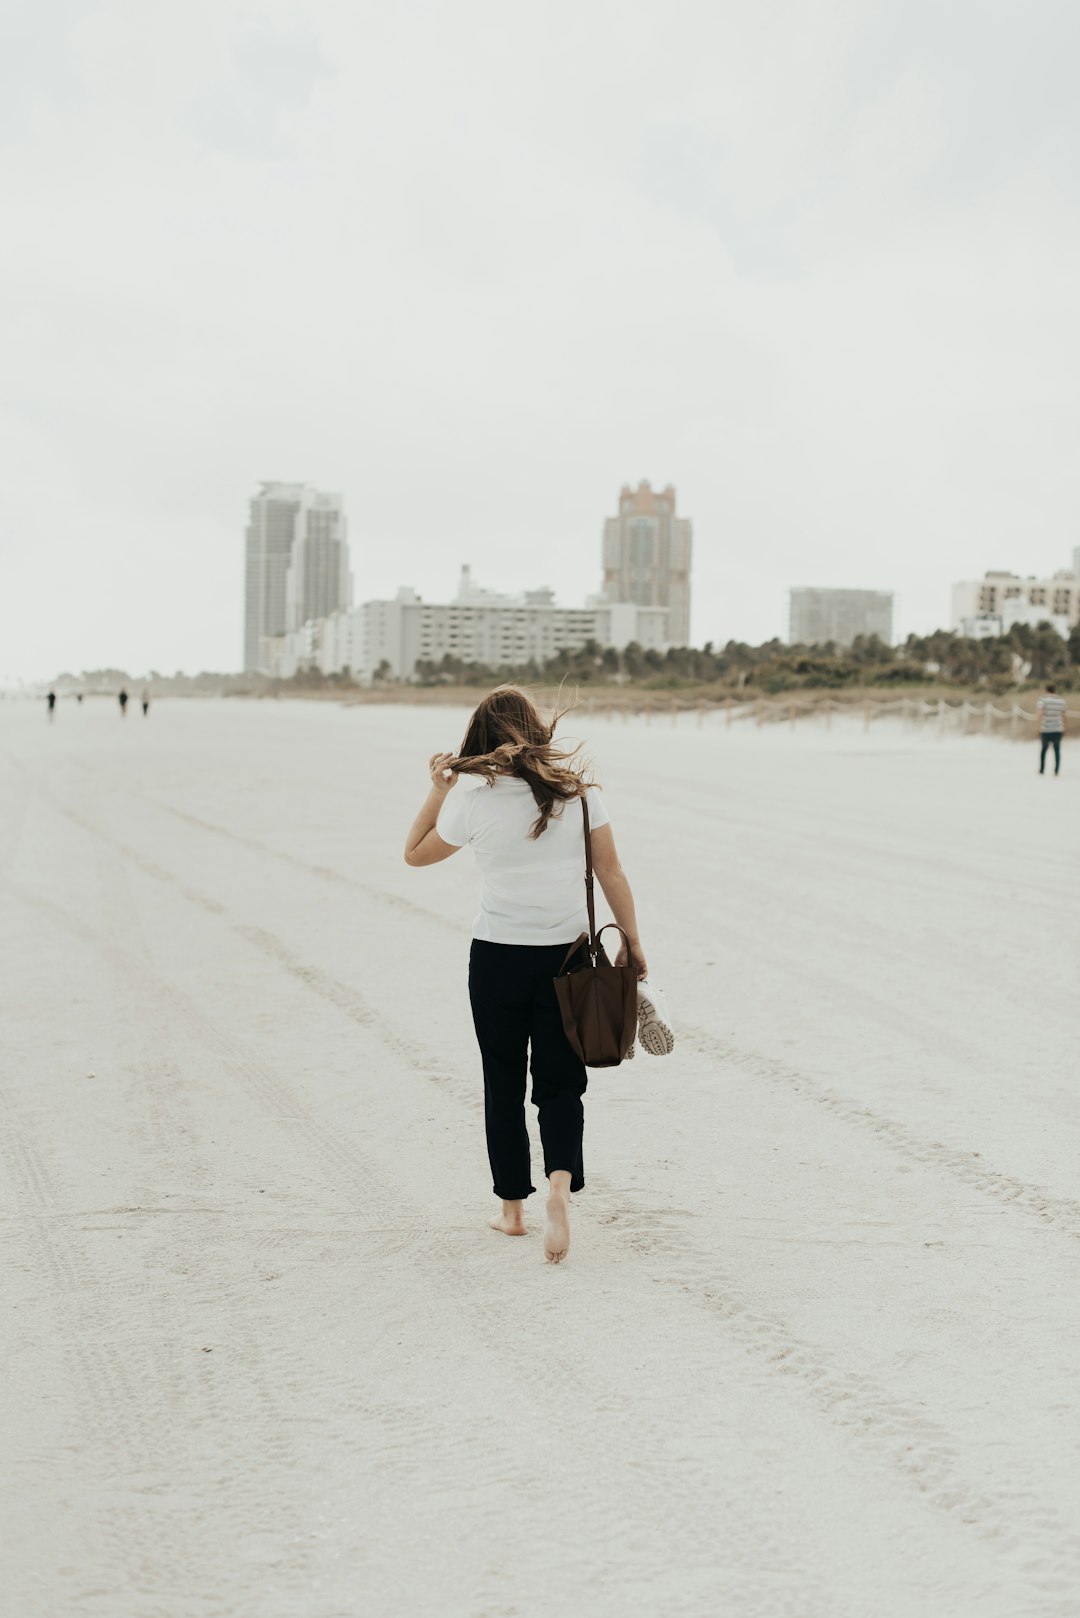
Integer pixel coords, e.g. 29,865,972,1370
243,483,350,671
788,588,894,647
602,482,692,646
244,482,302,672
285,491,350,631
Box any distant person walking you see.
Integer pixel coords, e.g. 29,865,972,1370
1036,684,1066,776
118,688,129,717
141,687,150,718
403,686,648,1264
46,690,56,721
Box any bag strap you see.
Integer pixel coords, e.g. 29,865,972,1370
582,793,598,958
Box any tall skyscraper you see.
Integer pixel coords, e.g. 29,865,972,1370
285,491,350,632
243,483,350,671
602,482,692,646
788,588,893,647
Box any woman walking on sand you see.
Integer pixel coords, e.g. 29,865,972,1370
404,687,648,1263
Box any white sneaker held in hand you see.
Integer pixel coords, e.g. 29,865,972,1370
636,979,674,1056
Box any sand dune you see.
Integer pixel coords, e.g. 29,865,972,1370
1,697,1077,1617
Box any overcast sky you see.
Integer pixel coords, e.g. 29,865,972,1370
3,0,1079,680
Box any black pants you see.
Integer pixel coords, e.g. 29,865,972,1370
468,940,587,1200
1040,733,1062,774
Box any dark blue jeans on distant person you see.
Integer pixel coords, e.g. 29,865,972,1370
468,940,587,1201
1039,733,1062,775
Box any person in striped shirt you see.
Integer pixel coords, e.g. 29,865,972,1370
1036,684,1067,775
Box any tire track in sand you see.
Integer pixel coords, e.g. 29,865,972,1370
6,858,1078,1605
0,1083,222,1614
52,798,471,1106
1,876,839,1616
0,749,34,880
683,1023,1080,1245
65,761,459,933
58,792,1080,1249
1,779,324,1617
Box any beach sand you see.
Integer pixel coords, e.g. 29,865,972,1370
1,697,1077,1617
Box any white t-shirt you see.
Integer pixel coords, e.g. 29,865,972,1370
437,775,610,945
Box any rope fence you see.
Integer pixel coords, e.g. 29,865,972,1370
577,693,1079,740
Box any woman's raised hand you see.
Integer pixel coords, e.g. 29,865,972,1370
428,752,457,794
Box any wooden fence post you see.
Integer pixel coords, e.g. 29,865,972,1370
863,699,870,732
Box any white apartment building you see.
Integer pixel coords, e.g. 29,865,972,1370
317,609,361,677
951,570,1080,636
957,602,1073,639
955,617,1004,640
354,581,669,682
266,569,670,684
272,609,363,680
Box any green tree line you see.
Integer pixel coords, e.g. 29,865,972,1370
411,618,1080,696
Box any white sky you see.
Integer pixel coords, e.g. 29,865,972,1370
3,0,1080,680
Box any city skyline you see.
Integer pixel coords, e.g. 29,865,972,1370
10,447,1077,681
5,4,1080,682
250,494,1080,686
16,509,1080,686
251,478,684,684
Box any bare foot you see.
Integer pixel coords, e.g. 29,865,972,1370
544,1189,570,1263
489,1200,526,1237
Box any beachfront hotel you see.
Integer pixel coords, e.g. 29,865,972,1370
601,482,693,646
244,482,351,672
351,572,669,682
951,569,1080,639
788,587,894,648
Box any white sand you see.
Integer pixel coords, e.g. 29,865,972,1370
1,697,1077,1618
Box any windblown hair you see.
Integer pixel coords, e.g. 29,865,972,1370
447,686,593,838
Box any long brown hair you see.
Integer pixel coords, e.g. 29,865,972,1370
447,686,592,838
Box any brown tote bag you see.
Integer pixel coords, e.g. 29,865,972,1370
553,796,639,1068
